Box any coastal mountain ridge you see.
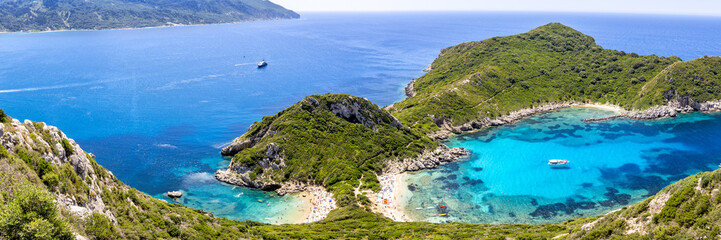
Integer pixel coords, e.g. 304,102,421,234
0,0,299,32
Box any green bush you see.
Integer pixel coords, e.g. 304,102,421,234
85,213,117,240
60,139,73,157
655,186,694,223
41,173,60,190
0,109,8,123
0,185,73,240
0,145,9,159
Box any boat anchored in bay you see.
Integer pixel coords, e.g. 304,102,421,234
548,159,569,166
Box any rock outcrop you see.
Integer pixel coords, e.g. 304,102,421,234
221,122,275,156
327,96,403,131
625,99,721,119
0,118,117,223
167,191,183,198
216,143,287,192
405,78,417,98
384,145,469,174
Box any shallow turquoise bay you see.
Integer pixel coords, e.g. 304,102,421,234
402,108,721,224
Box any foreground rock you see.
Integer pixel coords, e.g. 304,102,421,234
0,118,117,223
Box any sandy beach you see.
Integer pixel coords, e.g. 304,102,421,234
300,186,337,223
287,195,313,224
577,103,626,113
373,173,411,222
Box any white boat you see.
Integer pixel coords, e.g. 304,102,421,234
548,159,569,165
257,60,268,68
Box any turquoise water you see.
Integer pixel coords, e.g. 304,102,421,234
0,12,720,223
403,108,721,224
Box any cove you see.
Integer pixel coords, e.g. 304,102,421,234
401,107,721,224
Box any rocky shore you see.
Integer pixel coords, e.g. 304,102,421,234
426,99,721,140
405,78,417,98
214,168,309,196
625,99,721,119
384,144,469,174
427,102,577,140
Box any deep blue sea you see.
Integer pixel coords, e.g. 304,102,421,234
0,12,720,223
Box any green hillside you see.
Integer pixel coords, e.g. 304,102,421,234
389,23,721,133
0,0,299,32
219,94,437,206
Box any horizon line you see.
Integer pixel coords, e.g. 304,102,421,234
290,10,721,18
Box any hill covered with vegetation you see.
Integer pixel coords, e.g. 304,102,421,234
0,0,299,32
389,23,721,134
218,94,439,207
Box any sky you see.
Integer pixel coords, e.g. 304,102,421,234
271,0,721,16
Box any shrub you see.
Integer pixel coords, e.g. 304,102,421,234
60,139,73,157
85,213,117,240
0,109,8,123
655,186,694,223
41,173,60,190
0,185,73,240
0,145,9,159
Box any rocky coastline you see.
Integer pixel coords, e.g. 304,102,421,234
216,143,469,196
405,78,418,98
384,144,469,174
427,101,577,140
426,99,721,140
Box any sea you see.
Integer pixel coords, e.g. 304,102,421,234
0,12,719,223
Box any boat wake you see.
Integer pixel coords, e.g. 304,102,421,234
0,80,115,94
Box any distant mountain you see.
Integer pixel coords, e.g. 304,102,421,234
0,0,299,32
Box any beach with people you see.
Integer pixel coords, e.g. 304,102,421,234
301,186,337,223
373,173,411,222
